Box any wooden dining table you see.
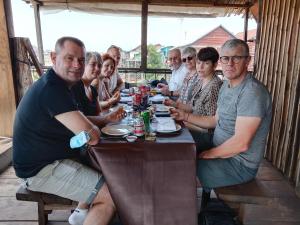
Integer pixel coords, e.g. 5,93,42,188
87,125,197,225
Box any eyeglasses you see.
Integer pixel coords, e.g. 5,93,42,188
168,57,179,61
219,56,249,64
182,56,194,63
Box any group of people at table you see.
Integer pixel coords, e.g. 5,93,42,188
12,36,272,225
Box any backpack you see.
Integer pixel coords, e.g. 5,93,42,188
198,198,239,225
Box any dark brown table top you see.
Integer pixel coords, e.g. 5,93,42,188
88,127,197,225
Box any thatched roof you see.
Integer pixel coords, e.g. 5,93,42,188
24,0,256,18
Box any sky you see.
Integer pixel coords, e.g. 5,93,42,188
11,0,257,52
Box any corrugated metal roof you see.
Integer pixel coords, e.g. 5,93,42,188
25,0,255,17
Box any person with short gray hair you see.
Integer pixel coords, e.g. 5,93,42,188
171,39,272,195
181,46,197,58
157,48,188,97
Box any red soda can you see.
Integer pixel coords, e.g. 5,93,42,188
133,93,141,106
139,86,147,97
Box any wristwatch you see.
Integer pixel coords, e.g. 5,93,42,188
170,91,174,97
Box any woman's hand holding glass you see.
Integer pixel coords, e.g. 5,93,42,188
111,91,121,105
170,108,186,121
107,106,126,123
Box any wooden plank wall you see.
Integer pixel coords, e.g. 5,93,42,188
255,0,300,188
0,0,16,137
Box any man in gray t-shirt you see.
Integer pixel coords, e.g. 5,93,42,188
214,74,272,169
171,39,272,189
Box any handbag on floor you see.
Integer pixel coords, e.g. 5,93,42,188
198,198,239,225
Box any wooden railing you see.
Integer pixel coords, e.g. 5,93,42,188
31,66,225,85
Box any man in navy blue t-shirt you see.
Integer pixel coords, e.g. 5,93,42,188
13,37,115,225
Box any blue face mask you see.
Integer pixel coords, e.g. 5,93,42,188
70,131,91,149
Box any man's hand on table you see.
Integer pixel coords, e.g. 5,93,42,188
157,83,170,96
157,83,167,89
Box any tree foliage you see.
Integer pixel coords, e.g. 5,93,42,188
147,44,164,69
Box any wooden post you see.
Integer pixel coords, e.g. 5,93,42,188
4,0,14,37
0,0,16,137
141,0,148,71
33,2,45,65
244,3,250,41
253,0,262,74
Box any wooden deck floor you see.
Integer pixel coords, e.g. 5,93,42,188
0,166,72,225
1,161,300,225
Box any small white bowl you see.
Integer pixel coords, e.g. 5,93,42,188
126,135,137,142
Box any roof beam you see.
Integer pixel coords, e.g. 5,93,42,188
32,1,44,65
25,0,253,8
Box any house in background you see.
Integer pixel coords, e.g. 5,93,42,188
183,25,236,52
178,25,256,71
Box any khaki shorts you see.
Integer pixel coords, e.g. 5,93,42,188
22,159,103,204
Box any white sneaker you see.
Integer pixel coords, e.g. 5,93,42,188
68,208,88,225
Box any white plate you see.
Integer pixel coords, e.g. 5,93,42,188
155,104,170,112
101,125,134,136
121,89,130,93
156,124,181,133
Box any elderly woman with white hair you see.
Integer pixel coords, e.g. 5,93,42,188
178,46,199,104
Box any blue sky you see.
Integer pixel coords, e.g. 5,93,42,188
12,0,257,52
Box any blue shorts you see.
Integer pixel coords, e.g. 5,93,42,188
197,157,258,189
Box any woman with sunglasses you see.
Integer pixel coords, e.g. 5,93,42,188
166,47,223,151
177,47,199,104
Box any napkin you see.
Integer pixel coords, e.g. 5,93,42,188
120,96,133,103
156,117,177,132
156,104,169,112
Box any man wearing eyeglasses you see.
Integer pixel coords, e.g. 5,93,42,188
157,48,187,97
171,39,272,193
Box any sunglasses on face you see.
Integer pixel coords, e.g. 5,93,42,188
182,56,194,63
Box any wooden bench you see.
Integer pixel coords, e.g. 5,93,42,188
213,159,300,224
16,185,77,225
0,137,12,173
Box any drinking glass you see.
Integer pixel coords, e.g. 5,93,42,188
126,102,134,126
